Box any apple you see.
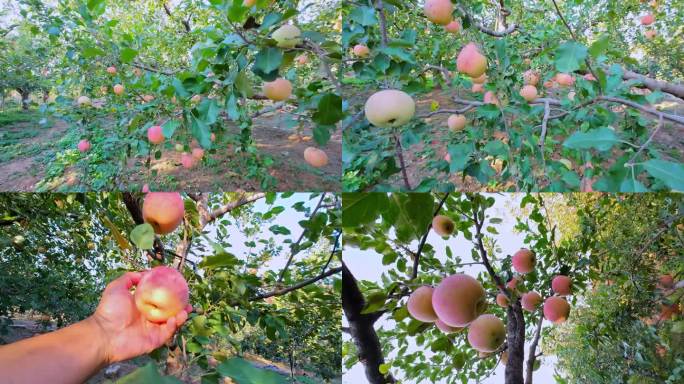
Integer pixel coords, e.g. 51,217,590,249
106,66,117,75
456,43,487,78
134,266,189,323
640,14,655,25
175,144,184,152
304,147,329,168
192,148,205,161
555,73,575,86
447,114,467,132
272,24,302,48
364,89,415,128
147,126,164,145
423,0,453,25
244,0,256,6
142,192,185,234
113,84,124,95
519,85,538,102
263,78,293,101
296,54,309,65
353,44,370,58
181,153,195,169
77,96,92,107
77,139,91,153
444,20,461,33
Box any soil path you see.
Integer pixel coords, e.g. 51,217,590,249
0,119,68,190
0,106,341,191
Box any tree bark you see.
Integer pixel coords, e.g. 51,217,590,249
19,89,29,110
342,263,395,384
505,301,525,384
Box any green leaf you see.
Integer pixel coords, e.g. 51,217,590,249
162,119,181,139
115,363,183,384
269,225,291,235
447,143,474,173
589,35,610,58
563,127,619,151
119,47,138,63
129,224,154,250
342,193,389,227
199,251,239,269
349,6,378,26
555,42,588,73
217,357,288,384
313,93,343,125
643,160,684,191
392,193,433,242
253,47,283,75
619,178,648,192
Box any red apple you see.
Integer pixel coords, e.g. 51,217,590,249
135,266,189,323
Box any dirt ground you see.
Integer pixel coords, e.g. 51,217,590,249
0,106,341,192
380,88,684,191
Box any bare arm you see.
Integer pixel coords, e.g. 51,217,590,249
0,272,189,384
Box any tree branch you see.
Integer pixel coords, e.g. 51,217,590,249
456,5,518,37
342,263,396,383
250,266,341,301
277,193,328,284
393,131,411,190
411,193,450,279
206,193,266,224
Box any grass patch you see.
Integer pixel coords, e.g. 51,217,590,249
0,108,43,127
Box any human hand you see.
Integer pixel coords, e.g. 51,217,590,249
90,272,191,364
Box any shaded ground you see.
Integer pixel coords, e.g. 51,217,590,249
361,88,684,191
0,115,68,190
0,106,341,192
1,315,337,384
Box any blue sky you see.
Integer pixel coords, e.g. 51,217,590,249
342,194,560,383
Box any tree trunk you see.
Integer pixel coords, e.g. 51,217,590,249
20,89,30,110
342,263,395,384
505,301,526,384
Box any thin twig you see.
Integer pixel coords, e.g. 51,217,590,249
410,193,451,280
626,114,664,166
393,131,412,190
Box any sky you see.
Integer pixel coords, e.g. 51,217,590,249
188,192,327,273
342,194,561,383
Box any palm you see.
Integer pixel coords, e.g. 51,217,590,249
93,272,189,363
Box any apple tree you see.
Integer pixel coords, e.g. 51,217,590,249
15,0,344,190
341,192,683,383
0,192,342,382
341,0,684,192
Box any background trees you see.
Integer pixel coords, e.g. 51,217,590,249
0,192,342,382
341,192,683,383
341,0,684,192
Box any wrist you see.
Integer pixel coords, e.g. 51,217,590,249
85,314,114,366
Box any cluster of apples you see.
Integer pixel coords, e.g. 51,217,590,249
73,25,324,171
423,0,461,34
407,215,574,353
640,11,657,40
509,246,573,324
